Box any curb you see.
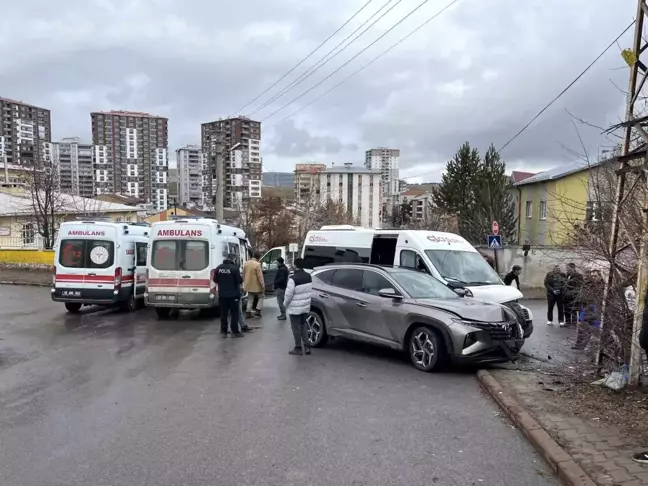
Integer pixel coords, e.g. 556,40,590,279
477,369,596,486
0,281,51,288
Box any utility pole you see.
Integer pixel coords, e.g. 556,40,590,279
597,0,647,385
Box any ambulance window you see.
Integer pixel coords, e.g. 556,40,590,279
136,242,147,266
152,241,177,270
184,241,208,271
60,240,85,268
87,241,115,269
228,243,240,265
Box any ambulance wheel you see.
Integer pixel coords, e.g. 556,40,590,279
155,308,171,319
65,303,82,313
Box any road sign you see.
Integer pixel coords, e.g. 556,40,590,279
488,235,502,249
288,243,299,253
492,220,499,235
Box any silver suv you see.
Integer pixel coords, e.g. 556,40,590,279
306,264,525,372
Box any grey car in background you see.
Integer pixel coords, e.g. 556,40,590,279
306,264,525,372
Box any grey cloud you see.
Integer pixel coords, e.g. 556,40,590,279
269,119,358,157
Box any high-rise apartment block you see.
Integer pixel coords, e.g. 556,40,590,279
319,163,381,228
0,97,51,183
177,145,210,209
201,116,262,210
51,137,94,198
294,163,326,206
365,147,400,198
91,110,169,210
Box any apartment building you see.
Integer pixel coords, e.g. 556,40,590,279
365,147,400,198
91,110,169,210
51,137,94,197
294,163,326,206
319,163,381,228
177,145,210,209
0,97,52,183
201,116,262,209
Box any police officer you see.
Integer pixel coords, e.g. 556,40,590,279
214,253,244,338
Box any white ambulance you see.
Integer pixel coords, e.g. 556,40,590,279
300,226,534,338
145,218,250,318
51,221,150,313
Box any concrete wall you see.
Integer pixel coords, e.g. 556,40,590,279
0,249,54,267
478,245,609,291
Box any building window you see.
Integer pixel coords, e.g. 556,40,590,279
539,200,547,220
525,201,533,219
22,223,35,245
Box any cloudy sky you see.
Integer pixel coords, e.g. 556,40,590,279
0,0,636,182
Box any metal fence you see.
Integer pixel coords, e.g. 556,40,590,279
0,234,48,249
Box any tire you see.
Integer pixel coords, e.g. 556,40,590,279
126,292,137,312
306,310,329,348
155,307,171,319
408,326,444,372
65,302,82,314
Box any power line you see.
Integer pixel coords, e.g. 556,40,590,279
267,0,462,128
261,0,436,122
249,0,403,117
497,20,636,153
228,0,375,117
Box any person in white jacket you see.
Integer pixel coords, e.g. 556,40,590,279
283,258,313,355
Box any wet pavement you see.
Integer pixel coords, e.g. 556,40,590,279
0,285,559,486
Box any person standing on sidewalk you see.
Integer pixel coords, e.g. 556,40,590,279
564,263,584,327
274,256,289,320
213,253,244,338
545,264,567,326
283,258,312,356
573,269,604,350
243,251,264,319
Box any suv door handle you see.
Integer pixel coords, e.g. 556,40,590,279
318,293,329,299
356,302,367,308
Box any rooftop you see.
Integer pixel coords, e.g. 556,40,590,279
0,96,50,110
0,192,142,217
510,171,537,184
514,160,604,187
91,110,167,119
325,164,379,174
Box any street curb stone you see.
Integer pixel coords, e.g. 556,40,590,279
477,369,596,486
0,281,50,287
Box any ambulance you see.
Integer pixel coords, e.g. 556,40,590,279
51,221,150,313
145,218,251,318
300,225,534,339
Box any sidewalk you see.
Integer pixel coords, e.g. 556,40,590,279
487,362,648,485
0,267,51,286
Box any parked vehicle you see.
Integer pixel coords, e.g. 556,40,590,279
307,263,525,371
301,226,533,338
145,218,251,318
51,221,150,313
259,243,299,291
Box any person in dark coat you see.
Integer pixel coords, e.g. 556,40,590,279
503,265,522,289
213,253,244,338
545,265,567,326
564,262,584,327
274,256,290,321
573,269,604,350
633,290,648,465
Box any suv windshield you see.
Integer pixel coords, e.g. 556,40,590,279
390,270,459,299
425,250,502,285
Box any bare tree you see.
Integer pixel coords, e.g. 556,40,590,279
24,164,66,249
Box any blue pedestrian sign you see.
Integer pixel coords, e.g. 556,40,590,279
487,235,502,249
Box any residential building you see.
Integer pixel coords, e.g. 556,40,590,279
0,97,52,182
294,163,327,206
201,116,262,210
402,189,434,224
319,163,381,228
90,110,169,211
365,147,400,212
263,171,294,187
177,145,209,209
515,161,602,246
51,137,94,198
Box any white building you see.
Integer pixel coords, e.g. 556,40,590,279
319,163,381,228
365,147,400,198
176,145,210,209
51,137,94,198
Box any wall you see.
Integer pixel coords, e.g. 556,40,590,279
0,249,54,267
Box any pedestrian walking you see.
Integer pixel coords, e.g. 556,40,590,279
564,262,584,327
274,256,289,320
572,269,604,350
283,258,313,356
243,251,265,319
545,264,567,326
503,265,522,289
213,253,244,338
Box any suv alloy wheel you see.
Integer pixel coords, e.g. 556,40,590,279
409,326,442,372
306,311,328,347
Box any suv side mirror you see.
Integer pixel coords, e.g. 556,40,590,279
453,288,473,298
378,288,402,300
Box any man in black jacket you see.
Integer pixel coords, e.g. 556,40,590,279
564,262,584,327
274,256,290,321
545,265,567,326
503,265,522,289
214,253,244,338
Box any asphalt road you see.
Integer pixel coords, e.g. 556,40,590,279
0,285,559,486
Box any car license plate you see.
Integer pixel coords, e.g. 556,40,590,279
62,290,81,297
156,294,176,301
